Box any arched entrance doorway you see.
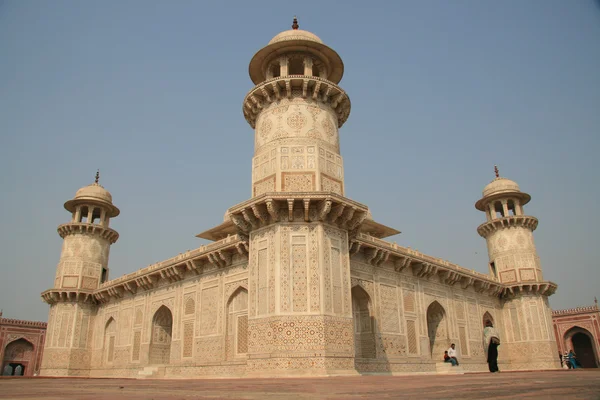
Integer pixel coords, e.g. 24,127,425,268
427,301,450,358
564,326,598,368
149,306,173,365
2,338,34,376
225,287,248,360
352,286,376,359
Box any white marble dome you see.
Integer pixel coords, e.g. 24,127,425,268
482,177,521,198
268,29,323,45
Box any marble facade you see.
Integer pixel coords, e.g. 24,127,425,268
40,20,560,378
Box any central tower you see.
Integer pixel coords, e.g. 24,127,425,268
244,17,350,197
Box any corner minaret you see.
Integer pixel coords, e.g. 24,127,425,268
40,172,119,376
244,17,350,197
475,165,540,283
476,167,559,370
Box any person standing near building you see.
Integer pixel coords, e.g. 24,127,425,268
483,321,501,372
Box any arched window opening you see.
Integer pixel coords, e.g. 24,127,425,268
352,286,376,359
91,207,102,224
103,318,116,364
270,63,280,79
80,206,89,223
149,306,173,365
184,298,195,316
312,64,319,77
225,287,248,360
494,202,504,219
427,301,450,358
101,268,108,283
507,200,516,216
288,57,304,75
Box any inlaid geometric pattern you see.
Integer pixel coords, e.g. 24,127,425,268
292,243,307,312
459,326,468,356
406,320,418,354
132,331,141,361
403,291,415,313
237,315,248,354
182,321,194,358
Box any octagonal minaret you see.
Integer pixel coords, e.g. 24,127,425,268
475,166,541,284
244,17,350,197
476,166,559,370
40,171,119,376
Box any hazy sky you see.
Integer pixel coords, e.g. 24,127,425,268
0,1,598,322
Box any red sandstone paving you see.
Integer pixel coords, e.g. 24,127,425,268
0,370,599,399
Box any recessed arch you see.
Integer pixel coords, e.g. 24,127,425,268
103,317,116,364
149,305,173,365
225,287,249,360
427,300,450,358
352,285,376,359
564,326,599,368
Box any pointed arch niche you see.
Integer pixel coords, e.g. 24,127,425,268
225,287,249,360
352,285,376,359
483,311,495,327
426,300,450,358
103,318,116,365
149,306,173,365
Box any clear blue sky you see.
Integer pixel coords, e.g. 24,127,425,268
1,1,598,321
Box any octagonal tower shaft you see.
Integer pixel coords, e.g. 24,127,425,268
40,175,120,377
476,171,559,371
244,27,351,198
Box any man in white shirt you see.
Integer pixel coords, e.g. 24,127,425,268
447,343,459,366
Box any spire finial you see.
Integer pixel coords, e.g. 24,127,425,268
95,169,100,184
292,16,299,30
595,296,598,306
494,165,499,178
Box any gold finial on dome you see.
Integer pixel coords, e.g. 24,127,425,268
95,169,100,185
494,165,499,178
292,16,299,30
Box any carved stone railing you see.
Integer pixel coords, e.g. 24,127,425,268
501,281,558,299
0,318,47,328
477,215,538,238
40,289,96,305
552,305,599,316
353,232,559,299
90,234,247,304
57,222,119,244
226,192,369,239
243,75,351,129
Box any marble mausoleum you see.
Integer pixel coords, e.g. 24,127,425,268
39,19,561,378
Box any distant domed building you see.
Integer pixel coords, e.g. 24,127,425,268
40,19,560,378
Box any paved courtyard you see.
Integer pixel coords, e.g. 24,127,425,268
0,370,599,399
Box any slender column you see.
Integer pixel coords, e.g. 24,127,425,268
74,206,81,223
488,203,495,220
502,200,509,218
304,56,313,76
100,209,107,227
279,55,288,76
86,207,93,223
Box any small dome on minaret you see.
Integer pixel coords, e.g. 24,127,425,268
64,170,120,217
475,165,530,211
248,17,344,85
